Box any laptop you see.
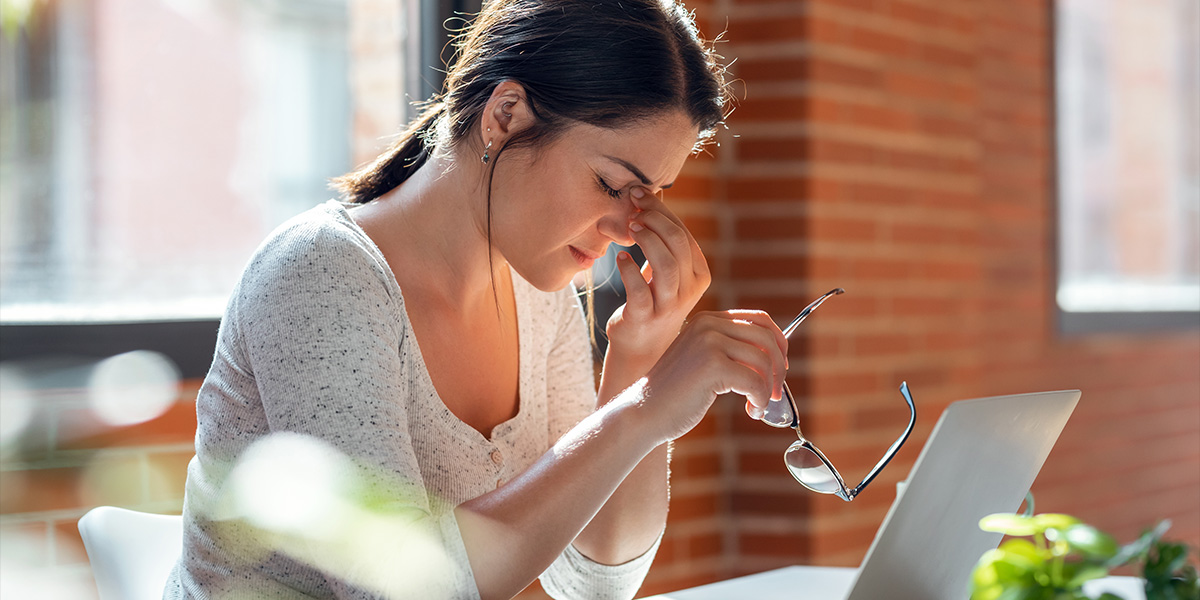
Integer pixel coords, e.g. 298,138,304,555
645,389,1081,600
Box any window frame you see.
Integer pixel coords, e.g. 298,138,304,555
0,0,462,378
1050,0,1200,336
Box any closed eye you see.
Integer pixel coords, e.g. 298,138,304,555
595,175,623,200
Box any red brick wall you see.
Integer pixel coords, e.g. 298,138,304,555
676,0,1200,587
0,379,200,598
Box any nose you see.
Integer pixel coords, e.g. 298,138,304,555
597,205,638,247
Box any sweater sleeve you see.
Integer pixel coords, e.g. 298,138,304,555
538,287,661,600
234,219,480,600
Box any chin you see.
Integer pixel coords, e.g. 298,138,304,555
511,262,577,293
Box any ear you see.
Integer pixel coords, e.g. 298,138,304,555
479,80,535,146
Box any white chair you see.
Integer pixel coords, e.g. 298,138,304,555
77,506,183,600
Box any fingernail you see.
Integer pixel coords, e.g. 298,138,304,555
749,405,764,420
629,221,644,232
631,187,646,199
618,251,631,261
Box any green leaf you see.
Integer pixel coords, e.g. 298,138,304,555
1062,525,1119,560
973,548,1041,600
1108,520,1172,568
1035,514,1083,532
982,513,1043,537
1061,562,1109,588
1000,538,1049,564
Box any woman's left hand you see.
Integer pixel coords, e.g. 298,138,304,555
605,187,711,370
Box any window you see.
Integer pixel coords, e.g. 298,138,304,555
1,0,352,324
1055,0,1200,332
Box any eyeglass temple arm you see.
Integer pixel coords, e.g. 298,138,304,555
850,381,917,496
783,288,844,338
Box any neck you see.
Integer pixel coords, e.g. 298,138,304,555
353,153,506,313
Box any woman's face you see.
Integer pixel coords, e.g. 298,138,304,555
488,110,701,292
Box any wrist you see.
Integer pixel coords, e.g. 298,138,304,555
604,378,668,451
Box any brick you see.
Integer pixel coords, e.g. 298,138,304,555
680,215,719,241
665,174,713,199
686,531,723,559
728,176,836,202
730,490,812,516
1,468,81,515
53,519,89,566
734,97,809,122
726,16,807,43
809,216,879,242
674,452,722,480
812,372,882,396
733,57,808,83
807,57,884,89
57,399,197,450
736,216,808,240
667,492,719,524
738,531,810,558
851,332,913,357
731,256,808,280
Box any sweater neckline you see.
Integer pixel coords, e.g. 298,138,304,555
327,200,530,446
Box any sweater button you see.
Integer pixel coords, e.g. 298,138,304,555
490,449,503,465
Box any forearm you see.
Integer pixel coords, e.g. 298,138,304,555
454,393,659,600
571,350,670,565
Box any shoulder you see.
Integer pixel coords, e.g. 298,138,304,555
241,201,396,298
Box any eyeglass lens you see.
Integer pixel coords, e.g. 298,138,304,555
784,441,842,494
761,288,845,430
761,383,798,428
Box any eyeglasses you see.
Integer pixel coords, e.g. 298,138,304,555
760,288,917,501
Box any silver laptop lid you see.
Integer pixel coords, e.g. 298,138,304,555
846,390,1080,600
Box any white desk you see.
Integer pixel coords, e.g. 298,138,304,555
641,566,1147,600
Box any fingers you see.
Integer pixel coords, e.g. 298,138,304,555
629,219,680,305
746,399,764,420
632,189,708,281
616,250,652,314
717,361,777,412
718,334,780,405
723,310,789,370
689,311,788,406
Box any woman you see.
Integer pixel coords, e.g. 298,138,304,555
166,0,788,598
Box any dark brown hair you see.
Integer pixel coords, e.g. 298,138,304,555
331,0,728,202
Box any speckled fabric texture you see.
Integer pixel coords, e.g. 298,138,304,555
164,201,660,599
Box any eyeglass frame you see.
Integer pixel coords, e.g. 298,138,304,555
762,288,918,502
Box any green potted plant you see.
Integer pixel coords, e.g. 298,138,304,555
970,513,1199,600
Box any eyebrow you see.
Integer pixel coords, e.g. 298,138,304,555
604,155,674,190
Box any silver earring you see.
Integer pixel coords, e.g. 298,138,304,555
481,140,493,164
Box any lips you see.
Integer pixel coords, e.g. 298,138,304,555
569,246,601,268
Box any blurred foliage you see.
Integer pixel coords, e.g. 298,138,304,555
972,513,1199,600
1,0,38,41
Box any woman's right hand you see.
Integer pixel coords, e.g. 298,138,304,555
633,309,789,444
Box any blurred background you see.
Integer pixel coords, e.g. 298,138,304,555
0,0,1197,597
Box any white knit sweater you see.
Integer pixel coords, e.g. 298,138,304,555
164,201,659,599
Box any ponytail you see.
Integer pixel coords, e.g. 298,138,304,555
330,102,445,204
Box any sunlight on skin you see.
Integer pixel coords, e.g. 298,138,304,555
87,350,180,427
215,433,469,596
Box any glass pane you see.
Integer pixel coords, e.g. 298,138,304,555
785,442,841,494
761,382,797,428
1056,0,1200,313
0,0,352,323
